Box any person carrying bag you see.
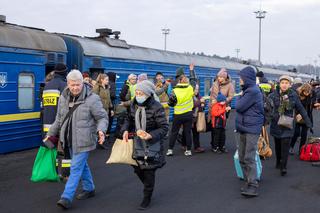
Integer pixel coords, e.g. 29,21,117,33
121,80,168,210
106,138,137,166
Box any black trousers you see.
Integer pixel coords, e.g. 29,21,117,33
115,114,126,139
169,112,193,150
179,125,200,149
290,123,308,151
274,137,291,169
133,166,156,198
212,128,226,150
192,125,200,149
107,111,114,134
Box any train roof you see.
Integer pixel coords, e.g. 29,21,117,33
60,34,248,70
258,67,297,77
59,34,313,79
0,23,67,52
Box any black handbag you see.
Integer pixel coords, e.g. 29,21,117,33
132,136,161,162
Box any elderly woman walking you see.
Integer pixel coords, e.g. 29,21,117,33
269,75,312,176
121,80,168,210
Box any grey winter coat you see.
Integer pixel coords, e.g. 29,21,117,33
48,85,108,154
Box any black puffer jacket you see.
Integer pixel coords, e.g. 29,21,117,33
268,88,312,138
121,96,169,169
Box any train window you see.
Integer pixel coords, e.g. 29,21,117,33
204,78,211,96
18,73,34,110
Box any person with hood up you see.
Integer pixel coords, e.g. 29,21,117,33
121,80,168,210
235,66,264,197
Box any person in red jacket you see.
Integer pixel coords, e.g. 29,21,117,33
211,92,231,153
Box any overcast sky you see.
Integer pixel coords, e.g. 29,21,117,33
1,0,320,65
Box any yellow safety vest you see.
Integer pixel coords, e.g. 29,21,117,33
127,83,137,100
259,83,271,93
173,84,194,115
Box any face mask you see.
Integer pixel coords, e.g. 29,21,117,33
136,96,147,104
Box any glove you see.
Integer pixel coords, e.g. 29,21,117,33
310,128,314,134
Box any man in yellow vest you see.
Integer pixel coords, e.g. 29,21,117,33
256,71,271,95
166,74,194,156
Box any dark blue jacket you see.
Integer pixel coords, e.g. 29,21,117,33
268,88,312,138
235,67,264,135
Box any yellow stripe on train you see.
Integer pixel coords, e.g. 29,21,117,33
0,112,40,122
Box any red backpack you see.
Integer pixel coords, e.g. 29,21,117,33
300,138,320,162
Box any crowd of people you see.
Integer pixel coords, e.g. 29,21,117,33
39,63,320,210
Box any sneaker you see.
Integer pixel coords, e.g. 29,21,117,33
166,149,173,156
184,150,192,156
211,147,219,153
289,147,295,155
194,147,205,153
240,183,248,193
220,147,228,153
76,190,95,200
57,198,72,209
241,185,258,197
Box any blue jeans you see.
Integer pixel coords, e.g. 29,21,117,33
61,150,95,201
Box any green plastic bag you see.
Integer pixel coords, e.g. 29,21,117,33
31,146,60,182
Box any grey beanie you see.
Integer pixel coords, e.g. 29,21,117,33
136,80,156,97
279,75,292,83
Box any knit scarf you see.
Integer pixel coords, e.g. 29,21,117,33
135,106,147,131
278,90,291,115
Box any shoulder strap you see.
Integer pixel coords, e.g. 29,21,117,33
60,103,82,128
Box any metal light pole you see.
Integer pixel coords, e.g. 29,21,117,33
162,28,170,51
314,60,318,79
254,10,267,64
235,48,240,61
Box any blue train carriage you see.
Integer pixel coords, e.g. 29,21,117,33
0,16,67,154
58,28,244,109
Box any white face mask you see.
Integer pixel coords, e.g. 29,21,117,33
136,96,147,104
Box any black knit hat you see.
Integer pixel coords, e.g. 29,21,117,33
176,67,185,78
256,71,264,78
54,63,68,73
155,72,164,77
